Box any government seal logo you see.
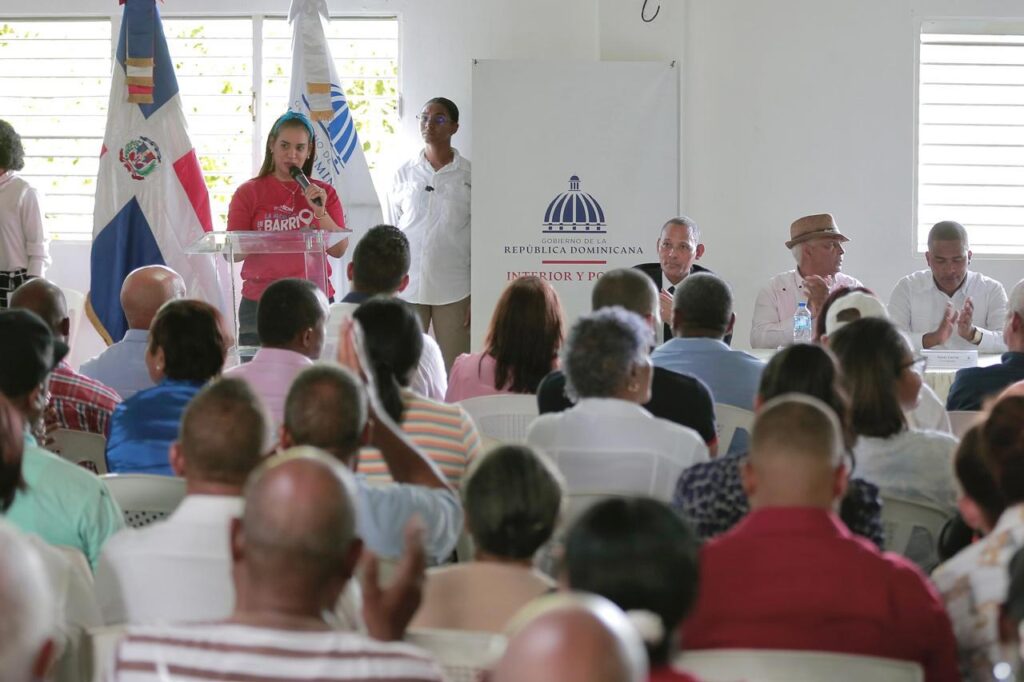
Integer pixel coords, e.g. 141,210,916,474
119,136,163,180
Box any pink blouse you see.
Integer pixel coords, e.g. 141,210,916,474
445,352,516,402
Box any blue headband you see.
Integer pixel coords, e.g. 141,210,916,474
271,111,315,139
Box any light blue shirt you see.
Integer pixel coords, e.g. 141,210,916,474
6,431,125,570
80,329,154,400
355,475,462,564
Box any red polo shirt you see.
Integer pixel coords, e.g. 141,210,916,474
681,508,959,682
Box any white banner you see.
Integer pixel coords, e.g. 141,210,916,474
471,60,679,347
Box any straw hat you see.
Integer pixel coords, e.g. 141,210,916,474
785,213,849,249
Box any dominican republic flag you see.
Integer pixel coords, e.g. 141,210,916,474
89,0,222,343
288,0,383,294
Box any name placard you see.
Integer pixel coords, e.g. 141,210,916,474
922,350,979,371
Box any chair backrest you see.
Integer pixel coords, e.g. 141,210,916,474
87,624,126,682
405,628,506,682
61,286,87,358
48,429,108,475
879,493,952,571
99,474,187,528
675,649,923,682
947,410,982,439
458,395,539,444
54,545,93,585
715,403,755,453
546,446,682,504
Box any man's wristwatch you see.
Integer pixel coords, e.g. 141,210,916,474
971,327,983,345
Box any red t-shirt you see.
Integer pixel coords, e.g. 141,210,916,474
227,174,345,301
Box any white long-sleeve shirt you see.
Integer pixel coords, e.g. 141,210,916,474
888,269,1008,352
0,171,49,275
750,269,863,348
386,149,471,305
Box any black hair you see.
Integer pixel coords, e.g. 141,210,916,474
351,225,410,294
256,278,325,348
0,120,26,171
351,297,423,423
424,97,459,122
149,299,226,382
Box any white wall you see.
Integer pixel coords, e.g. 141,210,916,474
684,0,1024,348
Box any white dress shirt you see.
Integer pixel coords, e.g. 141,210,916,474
80,329,155,400
888,269,1008,352
322,300,448,400
751,269,863,348
933,504,1024,682
387,149,471,305
526,397,709,501
0,170,49,275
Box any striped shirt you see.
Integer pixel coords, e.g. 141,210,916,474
110,623,444,682
359,388,481,487
48,360,122,437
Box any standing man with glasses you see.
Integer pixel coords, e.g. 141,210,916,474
387,97,471,371
635,216,718,343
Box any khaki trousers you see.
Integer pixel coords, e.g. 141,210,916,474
412,296,471,373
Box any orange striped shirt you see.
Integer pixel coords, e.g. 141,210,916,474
359,389,481,487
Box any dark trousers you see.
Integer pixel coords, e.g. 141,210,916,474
238,297,259,347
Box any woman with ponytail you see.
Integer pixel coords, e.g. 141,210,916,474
352,297,481,488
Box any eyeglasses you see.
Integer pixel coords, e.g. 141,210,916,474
417,114,451,126
901,356,927,375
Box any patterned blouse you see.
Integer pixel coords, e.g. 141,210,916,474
672,450,885,548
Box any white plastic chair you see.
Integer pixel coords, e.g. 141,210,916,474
87,624,126,682
715,403,755,453
54,545,93,585
405,628,506,682
61,286,87,362
675,649,923,682
458,395,539,444
99,474,186,528
879,493,952,571
48,429,108,475
948,410,982,438
546,446,685,514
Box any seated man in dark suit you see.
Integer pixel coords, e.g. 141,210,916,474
537,268,718,455
634,216,719,342
947,279,1024,411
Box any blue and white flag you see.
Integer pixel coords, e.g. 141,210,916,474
89,0,222,343
288,0,383,242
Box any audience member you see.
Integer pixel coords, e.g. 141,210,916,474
537,268,718,451
105,299,227,476
225,277,327,441
528,307,708,502
0,309,123,569
564,497,701,682
282,362,462,563
352,298,482,488
80,265,186,399
412,444,564,631
652,272,764,421
446,276,564,402
751,213,863,348
947,279,1024,411
110,452,445,681
634,216,714,342
889,220,1008,352
681,395,959,682
0,520,57,682
0,394,101,682
829,318,959,518
954,424,1005,539
818,287,953,434
933,396,1024,681
673,343,884,546
10,277,121,436
95,378,268,625
322,224,447,400
494,593,648,682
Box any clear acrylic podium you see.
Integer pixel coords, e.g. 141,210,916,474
185,229,349,358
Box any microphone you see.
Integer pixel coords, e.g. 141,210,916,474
289,165,323,207
425,185,435,192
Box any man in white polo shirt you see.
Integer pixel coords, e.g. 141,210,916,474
889,220,1007,352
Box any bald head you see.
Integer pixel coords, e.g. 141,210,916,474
9,278,67,341
495,594,647,682
744,394,846,509
235,449,360,602
120,265,186,331
592,269,657,317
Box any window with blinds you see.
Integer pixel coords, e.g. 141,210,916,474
918,32,1024,254
0,15,398,240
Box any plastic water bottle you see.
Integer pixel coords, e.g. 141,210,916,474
793,301,813,343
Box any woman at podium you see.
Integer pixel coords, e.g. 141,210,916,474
227,111,349,346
